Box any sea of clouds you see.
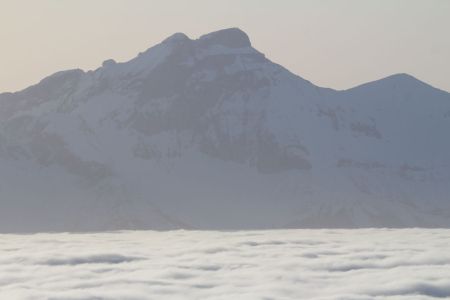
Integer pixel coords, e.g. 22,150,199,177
1,229,450,299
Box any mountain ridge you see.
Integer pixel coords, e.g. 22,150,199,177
0,28,449,232
4,28,448,95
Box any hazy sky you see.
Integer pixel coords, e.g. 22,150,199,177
1,0,449,93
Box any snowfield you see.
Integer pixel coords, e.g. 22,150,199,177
1,229,450,299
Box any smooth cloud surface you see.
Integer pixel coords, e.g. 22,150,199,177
1,229,450,299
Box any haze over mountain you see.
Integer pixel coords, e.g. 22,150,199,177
0,28,449,232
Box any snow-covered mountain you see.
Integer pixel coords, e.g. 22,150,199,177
1,28,449,232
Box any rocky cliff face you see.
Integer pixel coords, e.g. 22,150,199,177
0,28,449,232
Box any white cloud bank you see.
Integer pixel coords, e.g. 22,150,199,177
1,229,450,300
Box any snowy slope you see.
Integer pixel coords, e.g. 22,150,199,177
0,28,449,232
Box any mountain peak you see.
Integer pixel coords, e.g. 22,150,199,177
383,73,421,83
162,32,191,45
198,28,251,48
346,72,444,94
368,73,426,88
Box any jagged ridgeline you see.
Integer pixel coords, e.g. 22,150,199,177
0,28,449,232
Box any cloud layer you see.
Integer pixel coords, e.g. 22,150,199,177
1,229,450,299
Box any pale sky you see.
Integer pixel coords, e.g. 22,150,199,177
1,0,449,93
